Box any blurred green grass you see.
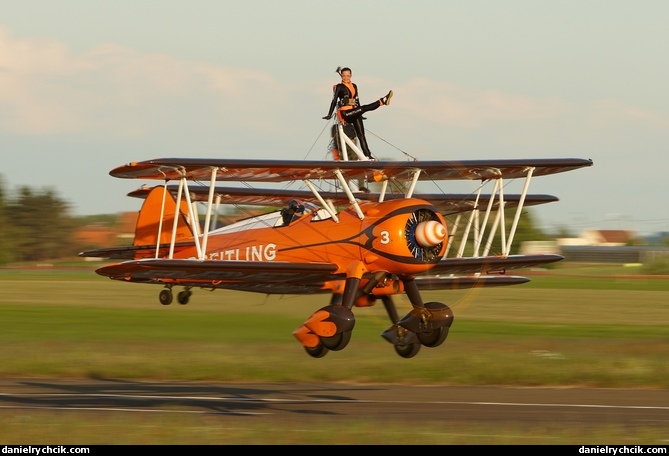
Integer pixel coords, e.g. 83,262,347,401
1,263,668,443
1,264,667,386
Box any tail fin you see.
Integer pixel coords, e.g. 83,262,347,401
133,186,194,246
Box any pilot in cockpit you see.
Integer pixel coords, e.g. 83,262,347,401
280,199,305,226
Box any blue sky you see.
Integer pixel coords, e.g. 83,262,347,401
1,1,668,235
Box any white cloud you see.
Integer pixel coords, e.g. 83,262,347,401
0,27,291,138
393,76,669,135
1,26,666,154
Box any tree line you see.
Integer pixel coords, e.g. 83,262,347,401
0,178,82,265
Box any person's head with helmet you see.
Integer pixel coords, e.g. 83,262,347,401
281,199,304,225
288,199,302,213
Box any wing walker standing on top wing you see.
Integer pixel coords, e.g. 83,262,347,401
80,66,593,358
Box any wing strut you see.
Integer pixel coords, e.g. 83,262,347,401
446,166,536,259
504,167,534,256
303,180,340,223
211,194,222,231
406,169,421,198
336,123,367,161
200,167,219,257
334,169,365,220
443,213,461,258
482,204,503,257
470,184,484,257
474,179,498,256
156,181,169,259
378,179,388,202
455,200,476,259
168,178,185,259
181,177,203,259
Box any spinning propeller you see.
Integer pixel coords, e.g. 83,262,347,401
405,209,446,261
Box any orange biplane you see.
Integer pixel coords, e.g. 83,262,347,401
80,157,593,358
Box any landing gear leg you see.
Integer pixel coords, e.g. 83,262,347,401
341,276,360,309
381,277,453,358
398,277,453,349
380,295,421,358
329,293,343,306
294,275,365,357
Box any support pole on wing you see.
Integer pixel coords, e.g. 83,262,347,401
378,179,388,202
471,184,484,257
303,179,340,223
443,213,461,259
337,124,367,161
334,170,364,220
482,206,503,257
210,194,222,231
177,175,203,260
168,178,185,259
157,181,169,259
456,204,476,259
200,167,218,258
505,167,534,256
406,169,421,198
189,199,201,238
474,179,498,257
498,178,507,255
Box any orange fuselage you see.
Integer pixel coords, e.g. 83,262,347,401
173,199,447,278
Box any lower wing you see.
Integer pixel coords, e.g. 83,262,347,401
427,254,563,276
95,258,343,294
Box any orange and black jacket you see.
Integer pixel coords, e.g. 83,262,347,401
326,83,360,118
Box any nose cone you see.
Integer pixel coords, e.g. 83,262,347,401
414,220,446,247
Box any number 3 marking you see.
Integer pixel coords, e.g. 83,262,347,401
379,230,390,244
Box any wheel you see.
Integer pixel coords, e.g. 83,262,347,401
321,330,352,351
304,344,329,358
417,326,449,348
177,290,191,305
159,289,173,305
394,343,421,358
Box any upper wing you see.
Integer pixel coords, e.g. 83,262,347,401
110,158,593,182
128,185,559,214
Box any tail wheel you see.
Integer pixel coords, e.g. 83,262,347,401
304,344,329,358
394,343,421,358
321,330,352,351
417,327,449,348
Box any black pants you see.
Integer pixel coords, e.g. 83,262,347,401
339,100,382,158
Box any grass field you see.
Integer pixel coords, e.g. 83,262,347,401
0,262,668,443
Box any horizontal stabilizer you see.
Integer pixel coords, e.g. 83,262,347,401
79,243,193,260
